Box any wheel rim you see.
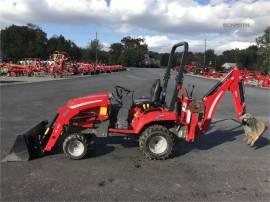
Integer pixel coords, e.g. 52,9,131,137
149,135,168,154
67,140,85,157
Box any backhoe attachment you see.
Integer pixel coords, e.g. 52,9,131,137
241,113,266,146
204,69,267,146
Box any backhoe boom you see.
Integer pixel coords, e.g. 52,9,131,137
180,68,266,145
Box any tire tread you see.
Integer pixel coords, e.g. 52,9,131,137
63,133,88,160
139,125,174,160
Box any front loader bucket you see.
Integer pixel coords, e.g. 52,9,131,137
241,113,267,146
2,121,48,162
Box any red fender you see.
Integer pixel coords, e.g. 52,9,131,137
131,109,177,134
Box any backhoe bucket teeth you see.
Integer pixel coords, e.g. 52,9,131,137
241,113,267,146
2,121,48,162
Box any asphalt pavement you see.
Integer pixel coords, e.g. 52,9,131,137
1,68,270,201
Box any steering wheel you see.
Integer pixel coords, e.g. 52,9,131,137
115,85,131,94
113,85,133,104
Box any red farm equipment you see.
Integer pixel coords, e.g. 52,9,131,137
49,51,73,77
110,65,117,72
119,65,126,71
258,75,270,88
239,69,270,88
3,42,267,162
96,64,106,74
3,62,34,77
77,63,95,75
21,58,49,76
183,64,195,73
104,65,113,73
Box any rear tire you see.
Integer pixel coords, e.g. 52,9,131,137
63,133,88,160
139,125,174,160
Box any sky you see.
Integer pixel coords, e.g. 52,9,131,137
0,0,269,54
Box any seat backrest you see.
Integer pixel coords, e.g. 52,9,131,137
150,79,162,102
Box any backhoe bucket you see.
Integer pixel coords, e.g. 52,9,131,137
2,121,48,162
241,113,267,146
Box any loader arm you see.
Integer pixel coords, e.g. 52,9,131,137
43,98,110,152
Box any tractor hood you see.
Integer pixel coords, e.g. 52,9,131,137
65,91,112,109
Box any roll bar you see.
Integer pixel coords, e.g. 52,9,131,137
160,42,189,111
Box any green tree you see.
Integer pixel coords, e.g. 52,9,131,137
256,26,270,74
160,53,169,67
236,45,257,69
1,24,47,61
47,35,81,60
120,36,148,67
216,54,225,69
222,49,239,63
205,49,216,66
186,52,197,65
192,52,204,65
82,39,108,63
109,43,123,64
69,42,82,60
148,51,160,60
120,48,138,67
98,50,109,64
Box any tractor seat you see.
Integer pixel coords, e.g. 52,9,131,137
134,79,162,107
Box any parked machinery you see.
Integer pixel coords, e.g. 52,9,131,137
3,62,33,77
49,51,74,77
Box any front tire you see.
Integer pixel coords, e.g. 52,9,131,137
63,133,88,160
139,125,174,160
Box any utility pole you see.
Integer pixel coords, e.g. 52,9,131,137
204,39,206,67
95,32,98,66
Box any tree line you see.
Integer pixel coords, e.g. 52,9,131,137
1,24,269,73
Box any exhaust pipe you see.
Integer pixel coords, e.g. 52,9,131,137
2,121,48,162
241,113,267,146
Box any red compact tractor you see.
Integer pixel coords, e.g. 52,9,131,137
4,42,266,161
